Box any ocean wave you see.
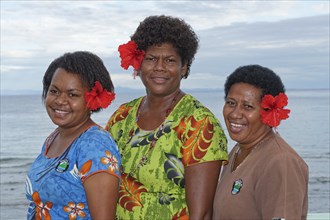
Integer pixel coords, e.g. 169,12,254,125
0,161,33,169
309,176,330,184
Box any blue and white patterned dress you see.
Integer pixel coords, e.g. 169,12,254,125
25,126,121,220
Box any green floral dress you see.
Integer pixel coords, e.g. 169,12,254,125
106,94,228,220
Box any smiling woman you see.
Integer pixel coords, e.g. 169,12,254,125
213,65,308,220
25,51,120,220
106,15,228,220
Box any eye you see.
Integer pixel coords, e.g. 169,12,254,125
244,104,254,110
166,58,176,63
225,100,235,107
48,89,58,95
145,56,156,62
68,93,79,97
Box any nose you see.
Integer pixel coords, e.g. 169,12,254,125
154,59,165,71
229,105,243,119
55,93,68,105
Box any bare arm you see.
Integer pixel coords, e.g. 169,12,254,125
84,172,119,220
185,160,222,220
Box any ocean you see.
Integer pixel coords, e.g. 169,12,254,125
1,89,329,219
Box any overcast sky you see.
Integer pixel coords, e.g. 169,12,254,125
1,1,329,95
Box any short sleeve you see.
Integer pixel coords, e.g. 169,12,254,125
175,99,228,167
75,127,121,182
256,153,308,220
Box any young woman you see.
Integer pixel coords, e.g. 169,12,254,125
25,51,120,220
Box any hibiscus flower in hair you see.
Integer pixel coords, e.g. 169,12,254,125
260,92,290,127
85,81,115,111
118,40,145,72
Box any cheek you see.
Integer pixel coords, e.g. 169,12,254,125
222,106,230,119
248,114,263,130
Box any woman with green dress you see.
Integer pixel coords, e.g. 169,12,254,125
106,15,228,220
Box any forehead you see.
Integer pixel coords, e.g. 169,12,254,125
51,68,85,87
228,83,262,101
146,43,179,55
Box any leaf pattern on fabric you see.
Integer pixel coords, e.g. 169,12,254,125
174,116,214,165
158,192,175,205
164,153,185,188
119,172,148,211
70,160,92,182
105,105,132,130
130,123,171,148
172,207,189,220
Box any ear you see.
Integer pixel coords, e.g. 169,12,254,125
181,63,188,78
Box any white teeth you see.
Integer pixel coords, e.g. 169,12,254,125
231,123,243,128
55,109,68,114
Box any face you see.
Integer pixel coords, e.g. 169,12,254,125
45,68,90,130
223,83,270,148
140,42,187,96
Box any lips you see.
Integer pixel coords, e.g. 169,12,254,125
228,122,246,134
150,76,168,84
53,108,70,118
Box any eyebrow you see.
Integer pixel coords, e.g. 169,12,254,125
49,85,83,92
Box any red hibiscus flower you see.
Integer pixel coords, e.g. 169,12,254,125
118,40,145,70
260,92,291,127
85,81,115,111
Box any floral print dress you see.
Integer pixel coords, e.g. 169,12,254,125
25,126,121,220
106,94,228,220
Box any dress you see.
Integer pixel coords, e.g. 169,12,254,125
213,132,308,220
106,94,228,220
25,126,121,220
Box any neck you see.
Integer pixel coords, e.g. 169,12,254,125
145,89,182,108
136,90,183,130
239,129,273,150
57,118,94,138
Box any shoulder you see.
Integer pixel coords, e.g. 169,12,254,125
261,134,308,171
83,126,114,140
117,97,142,109
78,126,117,149
106,97,142,128
180,94,219,120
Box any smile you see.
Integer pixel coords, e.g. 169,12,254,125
150,76,168,84
229,122,246,133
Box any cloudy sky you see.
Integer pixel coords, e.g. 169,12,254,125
1,1,329,95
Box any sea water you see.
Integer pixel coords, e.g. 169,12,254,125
1,89,329,219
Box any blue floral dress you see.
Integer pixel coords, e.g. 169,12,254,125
25,126,121,220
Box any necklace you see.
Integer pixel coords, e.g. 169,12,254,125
231,131,273,172
127,90,182,176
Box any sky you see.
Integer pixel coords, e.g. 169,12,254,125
1,0,329,95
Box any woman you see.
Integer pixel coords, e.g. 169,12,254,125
25,51,121,219
213,65,308,220
106,15,228,219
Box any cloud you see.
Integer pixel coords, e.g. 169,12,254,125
1,1,329,94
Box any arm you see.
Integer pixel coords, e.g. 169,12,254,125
185,160,222,220
84,172,119,220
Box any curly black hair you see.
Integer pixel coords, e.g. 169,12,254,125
42,51,114,112
131,15,199,78
224,64,285,99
